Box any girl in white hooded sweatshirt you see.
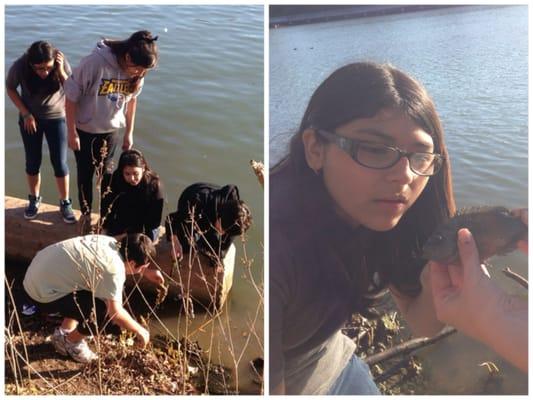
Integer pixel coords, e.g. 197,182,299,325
64,30,158,220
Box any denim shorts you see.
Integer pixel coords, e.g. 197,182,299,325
327,354,381,395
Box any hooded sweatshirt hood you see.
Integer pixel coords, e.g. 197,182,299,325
64,40,144,133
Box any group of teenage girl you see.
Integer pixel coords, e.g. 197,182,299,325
7,31,252,265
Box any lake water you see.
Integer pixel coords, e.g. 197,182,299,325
270,5,527,395
5,5,263,394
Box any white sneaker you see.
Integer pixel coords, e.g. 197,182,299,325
64,338,98,363
51,327,68,356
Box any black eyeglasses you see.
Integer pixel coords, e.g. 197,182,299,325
316,129,444,177
31,64,54,73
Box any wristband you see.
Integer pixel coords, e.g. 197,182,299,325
22,112,32,120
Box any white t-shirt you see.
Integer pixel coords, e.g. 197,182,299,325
23,235,126,303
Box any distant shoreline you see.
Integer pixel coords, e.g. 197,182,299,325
270,5,468,28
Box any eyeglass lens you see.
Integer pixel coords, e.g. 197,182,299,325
354,142,439,175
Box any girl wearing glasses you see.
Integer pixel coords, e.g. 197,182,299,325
6,41,76,223
270,62,455,395
100,149,164,242
64,31,158,221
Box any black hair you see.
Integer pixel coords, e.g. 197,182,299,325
104,30,159,69
22,41,61,94
117,148,159,183
220,200,252,236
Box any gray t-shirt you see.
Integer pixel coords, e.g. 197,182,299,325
6,54,71,120
23,235,126,303
270,223,357,394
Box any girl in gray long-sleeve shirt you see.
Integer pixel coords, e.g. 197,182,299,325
269,62,456,395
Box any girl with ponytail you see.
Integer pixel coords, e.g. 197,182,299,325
64,31,159,219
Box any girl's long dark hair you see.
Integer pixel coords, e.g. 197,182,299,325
104,30,159,69
116,148,159,188
272,62,456,307
22,41,61,94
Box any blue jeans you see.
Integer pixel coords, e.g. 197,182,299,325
19,117,69,177
327,355,381,395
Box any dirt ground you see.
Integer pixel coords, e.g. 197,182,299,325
343,300,428,395
5,311,199,395
5,263,254,396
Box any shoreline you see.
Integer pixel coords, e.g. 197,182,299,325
270,5,473,28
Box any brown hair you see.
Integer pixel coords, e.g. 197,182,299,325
119,233,156,266
272,62,456,301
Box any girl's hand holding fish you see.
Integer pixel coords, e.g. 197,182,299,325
429,229,498,339
429,226,527,373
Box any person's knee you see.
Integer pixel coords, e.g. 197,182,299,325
25,162,41,176
26,165,40,175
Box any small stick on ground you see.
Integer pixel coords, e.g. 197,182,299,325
501,267,528,289
364,326,457,366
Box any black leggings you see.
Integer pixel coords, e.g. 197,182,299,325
29,289,120,336
74,129,119,215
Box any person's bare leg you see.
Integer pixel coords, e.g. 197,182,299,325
60,317,78,333
27,173,41,196
66,329,86,343
55,175,69,201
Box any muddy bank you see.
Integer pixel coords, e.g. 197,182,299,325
344,295,514,395
344,302,426,395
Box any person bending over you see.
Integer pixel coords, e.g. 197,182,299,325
165,183,252,265
23,233,164,363
64,30,159,218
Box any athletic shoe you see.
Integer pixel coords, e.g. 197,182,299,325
21,303,38,316
64,338,98,363
59,198,76,224
51,327,68,356
24,194,41,219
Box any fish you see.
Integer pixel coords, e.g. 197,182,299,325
422,206,527,264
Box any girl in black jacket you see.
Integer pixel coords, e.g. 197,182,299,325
165,182,252,265
101,149,164,241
